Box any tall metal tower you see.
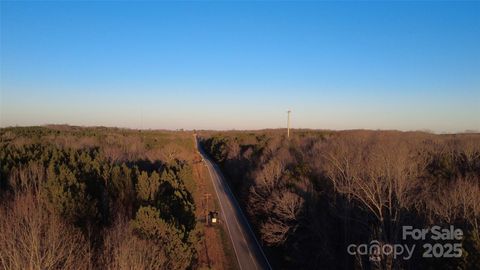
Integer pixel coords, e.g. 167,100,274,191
287,110,291,139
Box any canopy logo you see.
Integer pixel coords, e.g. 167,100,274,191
347,225,463,261
347,240,415,261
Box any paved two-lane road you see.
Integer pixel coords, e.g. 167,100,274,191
196,137,272,270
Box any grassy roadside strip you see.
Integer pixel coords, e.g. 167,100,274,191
202,162,239,270
192,140,239,270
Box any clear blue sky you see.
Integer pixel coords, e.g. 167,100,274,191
1,1,479,132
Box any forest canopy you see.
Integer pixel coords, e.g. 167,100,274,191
2,126,479,270
0,126,199,270
200,129,480,269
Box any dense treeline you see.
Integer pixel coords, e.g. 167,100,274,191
0,126,199,269
201,130,480,270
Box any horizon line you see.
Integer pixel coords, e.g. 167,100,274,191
1,123,478,135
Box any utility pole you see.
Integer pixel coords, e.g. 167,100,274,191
203,193,212,224
287,110,291,139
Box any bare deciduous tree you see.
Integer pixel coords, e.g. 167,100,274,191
252,158,285,194
0,193,91,270
260,190,304,245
